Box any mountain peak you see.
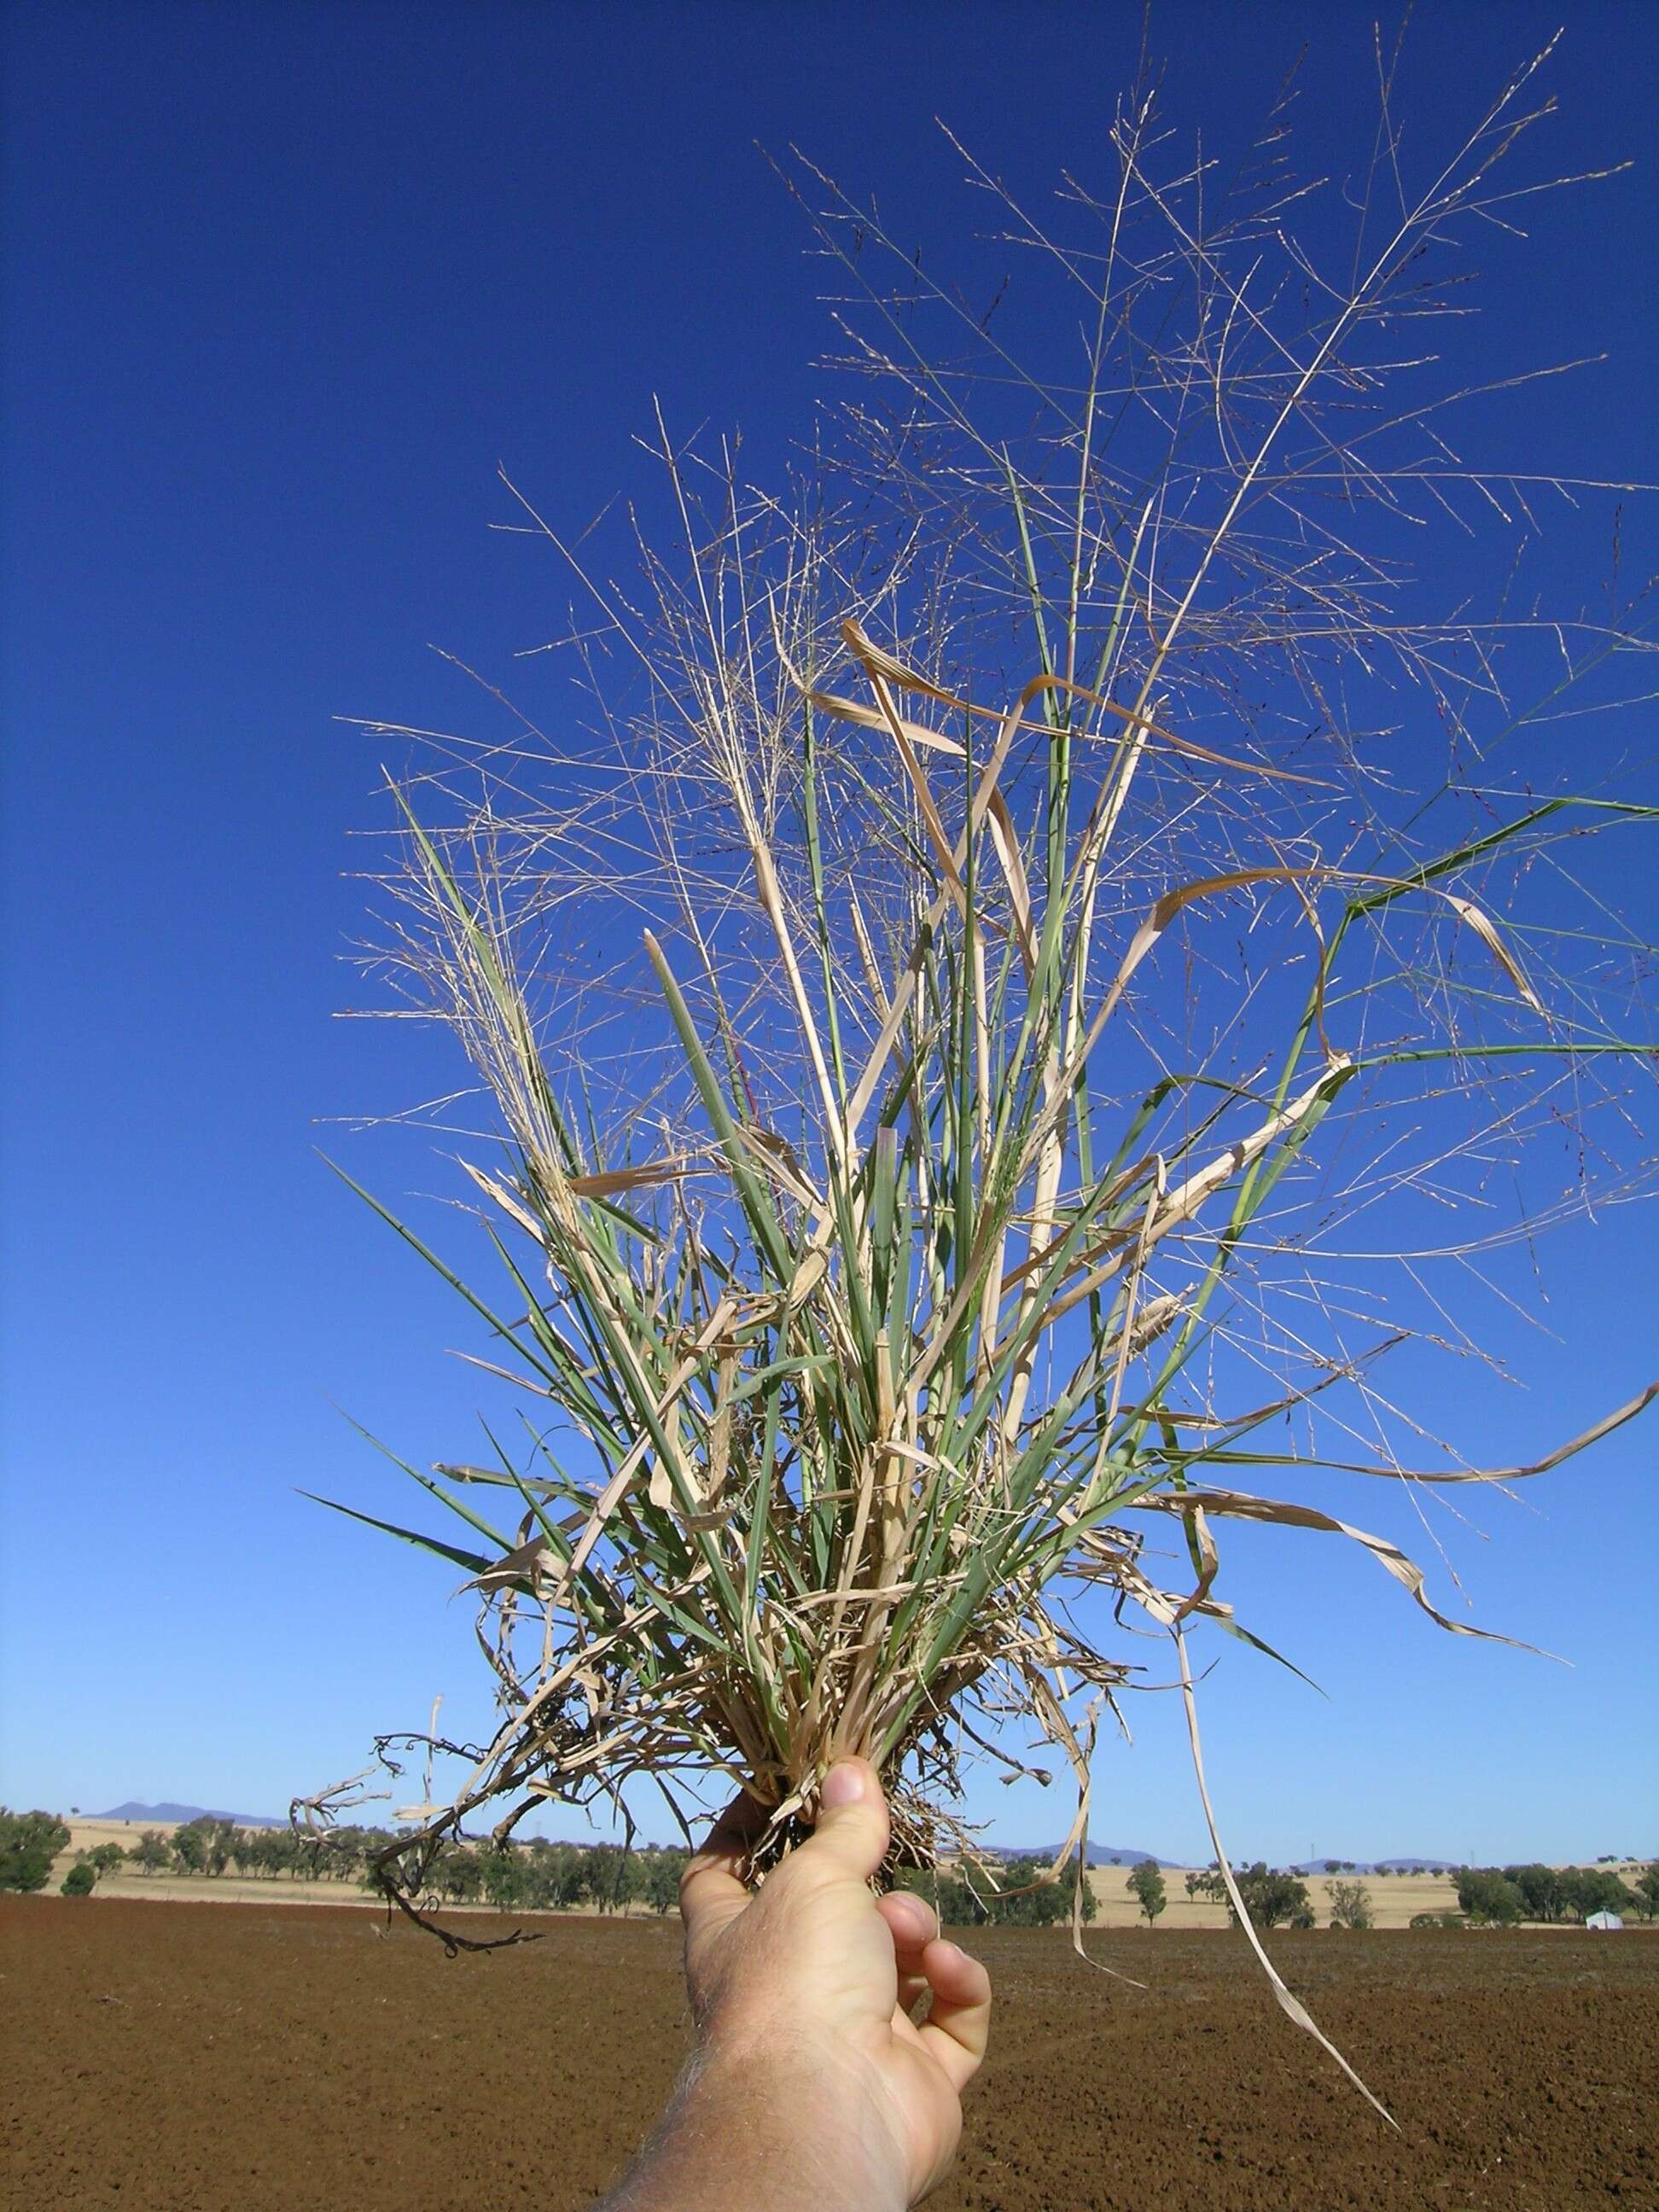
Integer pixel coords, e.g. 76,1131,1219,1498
94,1800,284,1829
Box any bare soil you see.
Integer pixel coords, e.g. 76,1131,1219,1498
4,1896,1654,2210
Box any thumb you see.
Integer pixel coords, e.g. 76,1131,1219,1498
800,1756,890,1879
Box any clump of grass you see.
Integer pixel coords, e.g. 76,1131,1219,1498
307,35,1655,2111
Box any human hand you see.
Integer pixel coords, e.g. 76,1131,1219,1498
679,1757,992,2205
597,1756,992,2210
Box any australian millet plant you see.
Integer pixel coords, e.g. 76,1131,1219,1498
304,37,1656,2114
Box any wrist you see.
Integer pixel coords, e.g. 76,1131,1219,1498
603,2034,908,2212
691,2035,909,2209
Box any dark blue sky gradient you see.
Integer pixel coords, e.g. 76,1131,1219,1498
3,1,1655,1859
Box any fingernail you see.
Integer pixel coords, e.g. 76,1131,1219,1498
821,1760,866,1809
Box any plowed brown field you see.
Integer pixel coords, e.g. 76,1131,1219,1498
3,1897,1653,2210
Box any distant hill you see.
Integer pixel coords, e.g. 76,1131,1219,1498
95,1801,285,1829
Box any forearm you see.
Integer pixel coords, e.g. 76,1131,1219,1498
595,2044,907,2212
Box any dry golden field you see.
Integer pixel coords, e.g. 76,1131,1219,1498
52,1816,1650,1930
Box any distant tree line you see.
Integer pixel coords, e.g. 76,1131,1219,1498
896,1861,1098,1929
8,1809,1656,1930
1174,1854,1659,1930
1322,1860,1449,1877
1447,1863,1656,1927
132,1819,694,1912
0,1813,1095,1924
119,1818,394,1883
409,1837,690,1916
0,1807,693,1912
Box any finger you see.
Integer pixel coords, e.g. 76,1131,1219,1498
876,1888,940,1955
795,1756,890,1882
679,1790,767,1937
916,1939,992,2094
875,1891,938,2017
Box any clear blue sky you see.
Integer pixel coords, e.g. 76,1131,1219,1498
3,0,1655,1865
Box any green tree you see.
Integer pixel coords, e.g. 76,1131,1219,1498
481,1848,531,1912
1455,1868,1524,1926
317,1829,359,1882
1208,1864,1313,1930
642,1850,689,1915
1504,1864,1563,1923
1569,1867,1637,1920
1126,1859,1166,1925
997,1879,1059,1927
511,1841,567,1912
1634,1864,1659,1924
258,1830,301,1879
128,1830,171,1875
992,1867,1095,1927
170,1819,213,1876
87,1842,126,1878
922,1873,989,1928
977,1854,1098,1927
0,1809,71,1893
900,1864,1095,1930
61,1862,96,1897
535,1840,592,1911
541,1843,591,1911
585,1843,644,1915
433,1844,484,1903
1327,1879,1373,1930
